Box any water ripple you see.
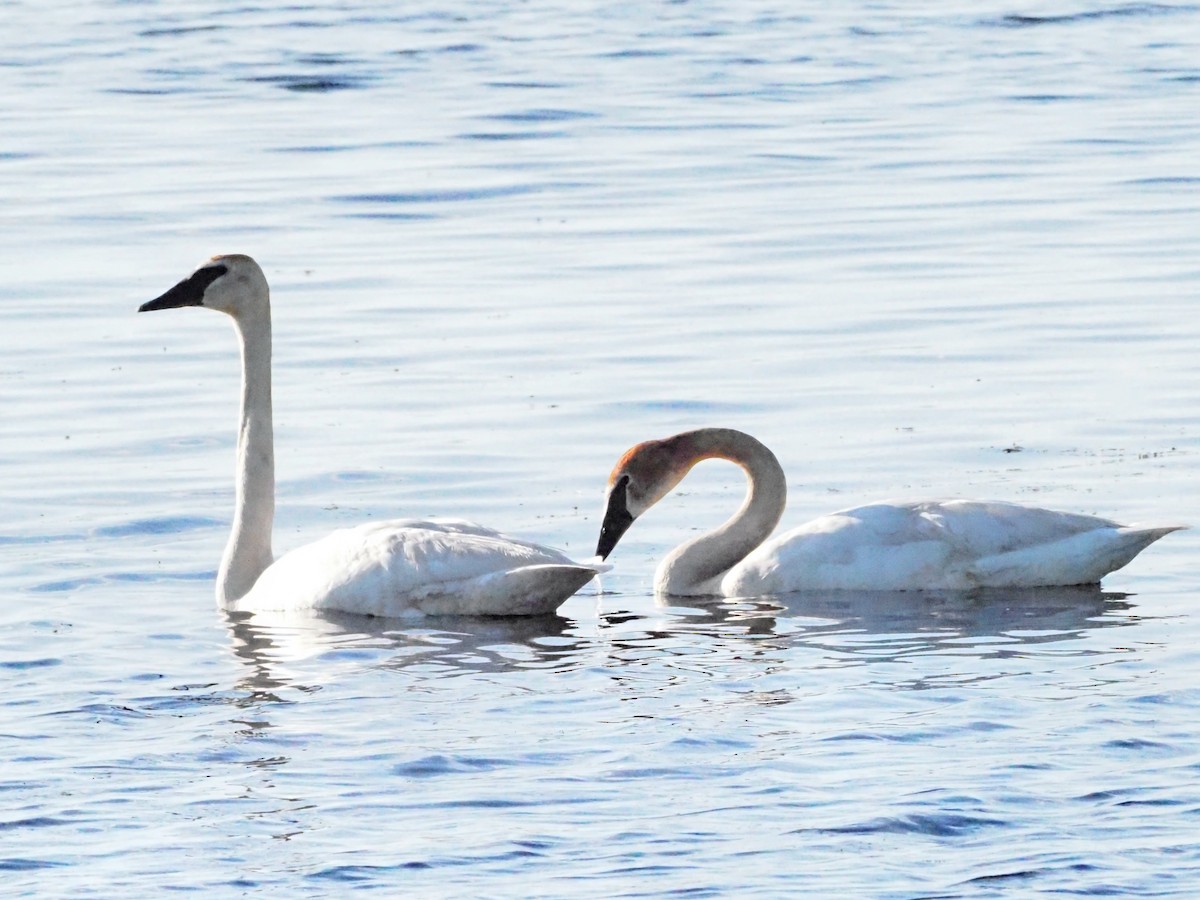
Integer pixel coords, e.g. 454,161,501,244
0,658,61,671
0,817,71,832
138,25,226,38
30,570,211,593
92,516,220,538
483,108,597,123
992,4,1193,27
242,74,372,93
457,130,568,142
0,859,67,871
334,183,576,205
814,812,1011,837
392,753,524,778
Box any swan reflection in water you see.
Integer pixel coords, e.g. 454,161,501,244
646,583,1138,663
222,607,581,695
222,582,1139,694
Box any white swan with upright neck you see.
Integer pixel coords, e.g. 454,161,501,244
139,254,605,617
595,427,1181,596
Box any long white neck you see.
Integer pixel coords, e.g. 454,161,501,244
655,429,786,596
216,306,275,604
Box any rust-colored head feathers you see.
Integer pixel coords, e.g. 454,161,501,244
607,435,704,508
597,432,715,559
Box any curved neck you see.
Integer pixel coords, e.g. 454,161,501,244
216,307,275,604
655,429,786,596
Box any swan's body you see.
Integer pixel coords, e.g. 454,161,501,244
140,254,604,617
723,499,1178,595
596,428,1181,596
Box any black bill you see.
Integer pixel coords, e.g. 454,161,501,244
138,263,228,312
596,475,635,560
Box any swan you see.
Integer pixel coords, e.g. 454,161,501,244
138,254,605,617
595,427,1181,596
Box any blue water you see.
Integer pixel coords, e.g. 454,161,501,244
2,1,1200,895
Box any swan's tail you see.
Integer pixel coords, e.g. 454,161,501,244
972,524,1184,587
1115,524,1186,566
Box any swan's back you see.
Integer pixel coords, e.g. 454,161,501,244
728,499,1181,593
235,518,599,616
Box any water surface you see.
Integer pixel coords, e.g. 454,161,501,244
2,1,1199,895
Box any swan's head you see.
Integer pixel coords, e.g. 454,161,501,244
138,254,268,319
596,434,697,560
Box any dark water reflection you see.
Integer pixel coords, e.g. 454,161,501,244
222,608,579,694
576,585,1142,700
223,584,1133,694
663,584,1133,654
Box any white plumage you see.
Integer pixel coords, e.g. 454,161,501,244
725,499,1179,595
242,519,599,617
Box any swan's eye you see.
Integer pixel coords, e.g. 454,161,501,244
196,264,228,287
608,474,635,508
183,263,229,301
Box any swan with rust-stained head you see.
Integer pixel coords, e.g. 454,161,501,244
595,427,1181,596
139,254,605,616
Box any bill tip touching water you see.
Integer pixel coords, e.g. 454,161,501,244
596,427,1183,597
139,254,605,617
